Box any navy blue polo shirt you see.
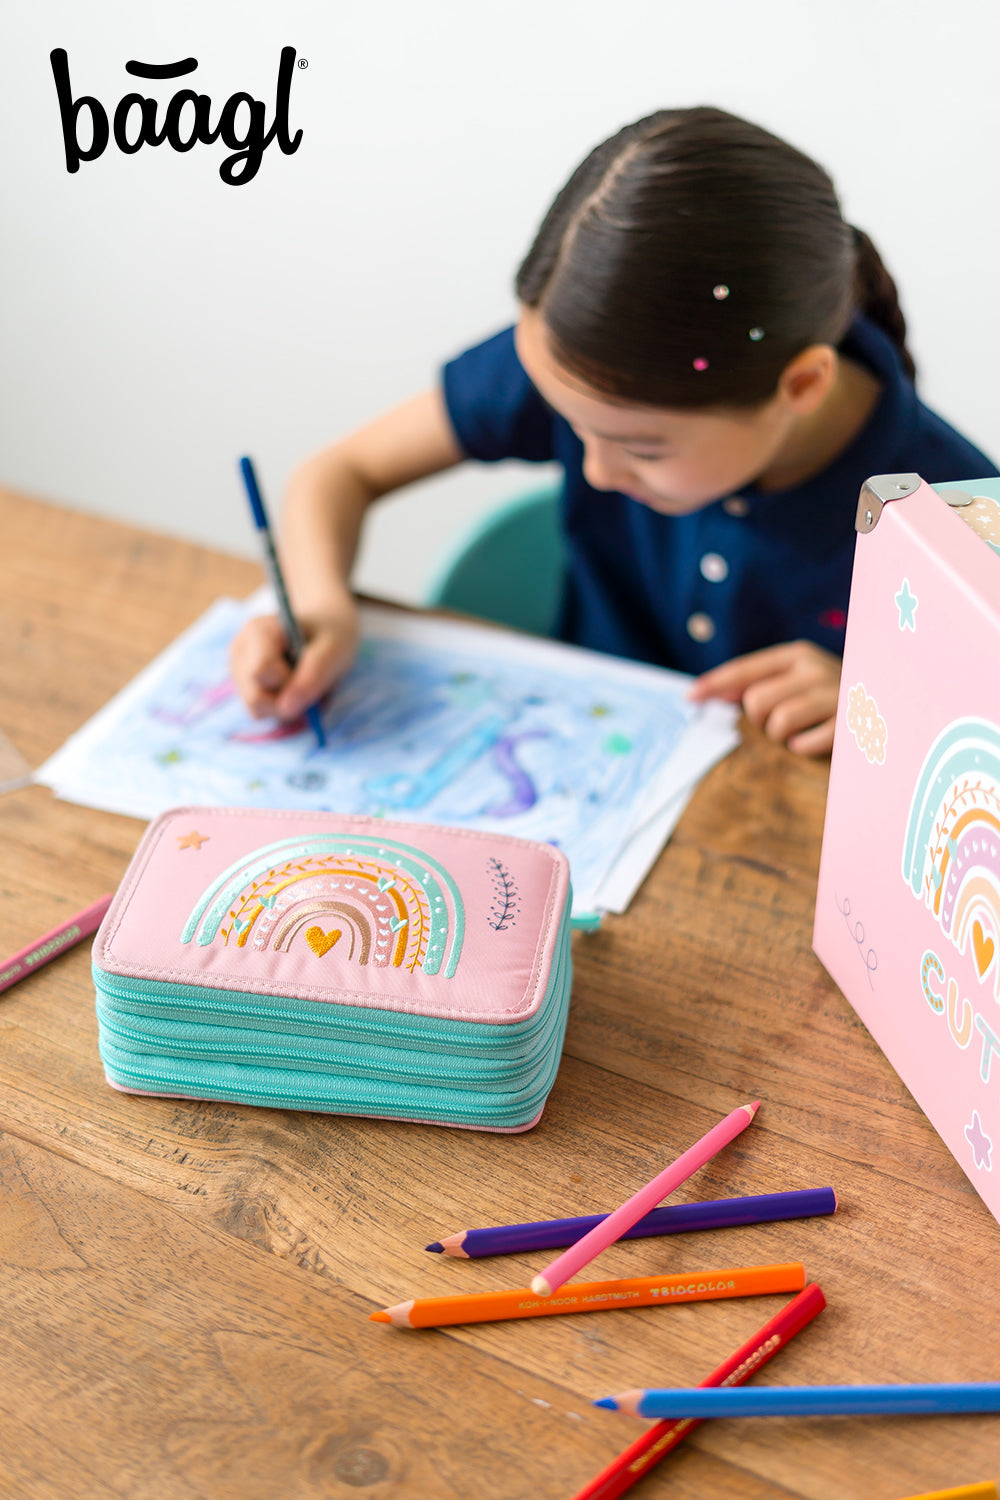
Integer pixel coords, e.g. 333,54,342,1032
441,319,998,671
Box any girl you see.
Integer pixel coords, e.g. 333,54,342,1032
231,106,997,755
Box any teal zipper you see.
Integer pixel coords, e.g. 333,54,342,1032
95,993,567,1083
98,990,571,1124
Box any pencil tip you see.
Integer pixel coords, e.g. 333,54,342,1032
369,1311,391,1323
747,1100,762,1114
425,1242,443,1253
593,1398,617,1410
531,1275,552,1298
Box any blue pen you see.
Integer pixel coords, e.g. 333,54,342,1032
238,455,326,749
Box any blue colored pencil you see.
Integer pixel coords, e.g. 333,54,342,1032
426,1187,837,1257
238,455,326,749
594,1382,1000,1419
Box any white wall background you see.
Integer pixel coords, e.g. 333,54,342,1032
3,0,999,604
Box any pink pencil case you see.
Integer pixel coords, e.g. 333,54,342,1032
92,806,573,1131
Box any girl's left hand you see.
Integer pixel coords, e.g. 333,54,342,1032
688,641,842,757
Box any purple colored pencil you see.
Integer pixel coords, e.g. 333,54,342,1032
425,1187,837,1257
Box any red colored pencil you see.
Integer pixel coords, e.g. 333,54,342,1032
571,1282,826,1500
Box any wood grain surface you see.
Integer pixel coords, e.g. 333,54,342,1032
1,487,997,1500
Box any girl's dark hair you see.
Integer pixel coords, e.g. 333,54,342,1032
515,107,915,406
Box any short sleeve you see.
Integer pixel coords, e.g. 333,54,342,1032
441,326,556,464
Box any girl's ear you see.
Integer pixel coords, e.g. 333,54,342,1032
777,345,838,413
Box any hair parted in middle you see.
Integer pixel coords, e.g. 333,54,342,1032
515,106,911,408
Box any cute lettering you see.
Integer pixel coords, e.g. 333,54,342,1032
49,48,303,185
921,948,998,1080
975,1015,1000,1084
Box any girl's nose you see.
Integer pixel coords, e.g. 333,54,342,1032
582,439,628,492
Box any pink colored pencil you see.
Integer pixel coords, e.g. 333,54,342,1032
571,1283,826,1500
0,894,114,995
531,1101,760,1297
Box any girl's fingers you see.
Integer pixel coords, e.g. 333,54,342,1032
275,619,359,720
786,717,837,757
691,641,842,756
230,616,294,718
761,686,840,744
740,671,799,728
687,644,799,702
230,612,359,721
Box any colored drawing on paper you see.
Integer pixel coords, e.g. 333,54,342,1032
37,599,735,914
903,718,1000,999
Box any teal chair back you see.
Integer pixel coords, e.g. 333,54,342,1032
425,483,564,636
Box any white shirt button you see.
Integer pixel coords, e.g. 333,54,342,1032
723,496,750,517
699,552,729,582
686,612,716,642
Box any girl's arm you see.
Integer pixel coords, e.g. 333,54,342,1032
687,641,842,757
230,387,465,718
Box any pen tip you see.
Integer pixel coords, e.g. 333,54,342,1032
425,1242,443,1253
531,1275,552,1297
593,1398,617,1410
369,1311,391,1324
306,707,327,749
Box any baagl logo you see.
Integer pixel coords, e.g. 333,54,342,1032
49,46,304,185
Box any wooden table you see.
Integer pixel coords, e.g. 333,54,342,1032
1,487,997,1500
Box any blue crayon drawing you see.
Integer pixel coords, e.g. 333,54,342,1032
36,598,737,914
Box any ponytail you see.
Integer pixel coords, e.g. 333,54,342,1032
852,227,916,382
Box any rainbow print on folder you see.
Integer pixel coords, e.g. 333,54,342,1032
903,719,1000,1001
180,832,465,976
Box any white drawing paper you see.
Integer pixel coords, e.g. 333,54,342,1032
37,599,739,915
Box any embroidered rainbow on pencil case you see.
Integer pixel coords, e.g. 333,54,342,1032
180,834,465,976
903,717,1000,997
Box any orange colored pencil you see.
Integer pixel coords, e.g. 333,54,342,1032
369,1261,805,1329
894,1486,998,1500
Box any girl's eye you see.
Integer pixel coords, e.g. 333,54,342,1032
623,450,665,462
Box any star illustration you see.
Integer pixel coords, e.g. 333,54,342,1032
894,578,918,631
156,748,184,766
176,830,210,851
965,1109,993,1171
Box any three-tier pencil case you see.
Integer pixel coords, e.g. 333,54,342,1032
92,806,573,1131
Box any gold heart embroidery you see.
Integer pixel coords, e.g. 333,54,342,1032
972,920,995,979
305,926,341,957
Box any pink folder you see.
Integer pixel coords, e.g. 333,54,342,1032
814,474,1000,1223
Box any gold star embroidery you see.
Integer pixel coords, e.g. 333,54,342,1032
177,830,209,851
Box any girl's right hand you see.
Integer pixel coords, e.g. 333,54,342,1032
230,604,360,722
228,387,465,722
